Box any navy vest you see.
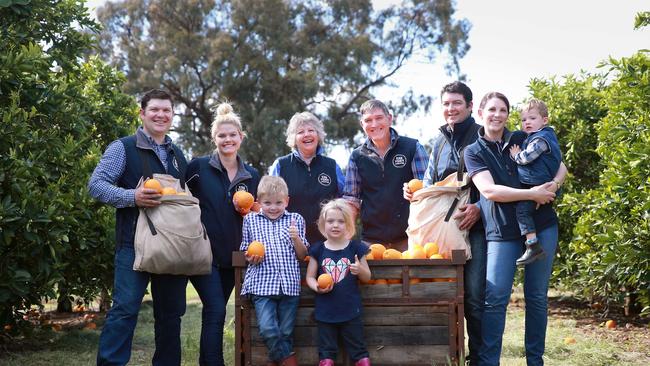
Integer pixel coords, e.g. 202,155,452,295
186,155,260,268
465,128,556,241
278,153,338,244
518,127,562,185
115,135,186,247
351,136,417,243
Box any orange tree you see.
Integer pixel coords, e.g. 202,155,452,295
0,0,137,329
525,51,650,314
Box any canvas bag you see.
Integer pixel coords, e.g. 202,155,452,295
406,127,479,259
406,170,472,259
133,152,212,275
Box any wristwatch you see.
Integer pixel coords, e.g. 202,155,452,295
552,179,562,189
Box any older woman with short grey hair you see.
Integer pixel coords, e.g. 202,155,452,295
269,111,344,244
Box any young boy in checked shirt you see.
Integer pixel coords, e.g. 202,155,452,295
240,175,308,366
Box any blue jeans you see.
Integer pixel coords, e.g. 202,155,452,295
479,224,558,366
516,200,537,236
464,229,487,366
251,294,300,362
317,316,369,362
190,264,227,366
97,246,187,366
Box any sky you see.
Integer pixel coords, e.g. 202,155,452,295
84,0,649,165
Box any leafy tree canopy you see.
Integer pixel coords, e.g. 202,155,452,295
96,0,470,170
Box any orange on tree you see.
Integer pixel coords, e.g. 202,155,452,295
369,243,386,260
233,191,254,210
407,178,423,193
246,241,265,257
143,178,163,193
318,273,333,289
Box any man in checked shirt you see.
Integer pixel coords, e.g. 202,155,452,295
240,176,308,366
342,99,429,252
508,99,564,266
88,89,188,366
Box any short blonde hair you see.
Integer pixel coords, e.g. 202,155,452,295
211,102,246,146
257,175,289,200
521,98,549,118
317,199,356,240
285,112,326,149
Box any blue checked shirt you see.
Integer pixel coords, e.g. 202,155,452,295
239,211,309,296
512,137,550,165
88,127,172,208
342,128,429,207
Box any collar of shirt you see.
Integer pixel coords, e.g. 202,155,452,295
253,210,290,222
362,127,399,156
209,153,253,190
291,145,324,162
136,127,172,149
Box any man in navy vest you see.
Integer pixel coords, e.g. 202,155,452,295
88,89,188,366
343,99,428,251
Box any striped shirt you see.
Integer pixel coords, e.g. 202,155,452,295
240,211,308,296
342,128,429,207
87,127,172,208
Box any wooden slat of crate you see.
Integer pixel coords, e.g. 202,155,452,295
250,305,450,327
251,345,451,365
251,325,449,347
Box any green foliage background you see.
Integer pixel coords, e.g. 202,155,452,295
0,0,138,327
513,52,650,313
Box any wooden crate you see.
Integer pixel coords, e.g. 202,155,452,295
233,249,466,366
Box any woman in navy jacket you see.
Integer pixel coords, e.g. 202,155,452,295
186,102,260,366
464,92,567,366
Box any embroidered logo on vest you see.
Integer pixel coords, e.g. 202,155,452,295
172,155,179,172
392,154,407,168
318,173,332,186
235,184,249,192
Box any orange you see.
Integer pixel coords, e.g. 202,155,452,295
429,254,444,259
233,191,254,210
402,250,413,259
161,187,177,195
366,252,374,260
563,337,576,344
246,241,265,257
411,245,427,259
304,255,310,262
407,178,423,193
374,279,388,285
144,178,163,193
423,242,439,257
369,243,386,260
383,249,402,260
605,320,616,329
318,273,333,289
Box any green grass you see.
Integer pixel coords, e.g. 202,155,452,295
1,286,648,365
